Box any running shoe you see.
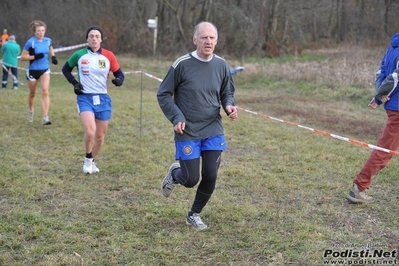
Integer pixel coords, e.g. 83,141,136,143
27,110,34,123
92,160,100,173
42,115,52,125
83,158,94,174
186,212,208,230
161,162,180,197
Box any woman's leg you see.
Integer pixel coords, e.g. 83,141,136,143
39,73,50,117
92,119,109,158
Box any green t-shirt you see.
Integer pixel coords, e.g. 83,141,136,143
1,41,20,67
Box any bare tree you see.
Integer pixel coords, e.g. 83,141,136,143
265,0,280,43
160,0,186,41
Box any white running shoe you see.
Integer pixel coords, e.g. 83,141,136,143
92,160,100,173
42,115,52,125
83,158,94,174
27,110,34,123
186,212,208,230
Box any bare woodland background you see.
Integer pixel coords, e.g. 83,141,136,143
1,0,399,58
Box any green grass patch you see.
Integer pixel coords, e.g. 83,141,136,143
0,52,397,265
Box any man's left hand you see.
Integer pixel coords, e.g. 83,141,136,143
226,105,238,121
112,78,123,87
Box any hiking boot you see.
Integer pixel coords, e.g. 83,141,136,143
161,162,180,197
346,183,374,203
42,115,52,125
186,212,208,230
83,158,94,174
27,110,34,123
92,160,100,173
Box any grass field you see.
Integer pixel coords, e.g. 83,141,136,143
0,46,398,266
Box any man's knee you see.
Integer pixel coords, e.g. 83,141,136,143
183,175,199,188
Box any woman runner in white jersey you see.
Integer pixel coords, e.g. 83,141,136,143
62,25,124,174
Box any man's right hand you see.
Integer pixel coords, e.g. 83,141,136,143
174,122,186,134
74,83,84,95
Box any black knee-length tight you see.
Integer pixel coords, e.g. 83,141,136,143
172,150,221,213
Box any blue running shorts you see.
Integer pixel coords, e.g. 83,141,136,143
175,134,226,160
76,94,112,121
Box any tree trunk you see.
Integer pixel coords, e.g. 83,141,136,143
259,0,266,38
384,0,393,36
266,0,280,43
339,0,346,42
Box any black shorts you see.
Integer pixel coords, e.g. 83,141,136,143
26,69,50,81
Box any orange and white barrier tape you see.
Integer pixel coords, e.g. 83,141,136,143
235,106,399,155
120,70,397,156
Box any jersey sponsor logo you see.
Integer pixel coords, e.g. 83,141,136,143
98,60,106,69
81,59,90,75
183,145,193,156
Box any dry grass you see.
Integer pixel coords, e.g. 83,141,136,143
232,44,387,89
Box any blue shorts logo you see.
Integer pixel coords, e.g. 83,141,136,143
183,145,193,156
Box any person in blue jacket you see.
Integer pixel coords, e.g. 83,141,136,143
20,20,57,125
346,32,399,203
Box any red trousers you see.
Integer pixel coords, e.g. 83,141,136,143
354,110,399,191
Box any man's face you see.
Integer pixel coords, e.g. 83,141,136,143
193,23,218,60
87,30,102,50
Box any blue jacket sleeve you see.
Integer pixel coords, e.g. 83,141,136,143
374,68,399,105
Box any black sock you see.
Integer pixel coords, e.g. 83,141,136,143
86,152,93,159
171,169,178,183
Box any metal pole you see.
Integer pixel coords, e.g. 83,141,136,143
153,16,158,57
140,70,143,138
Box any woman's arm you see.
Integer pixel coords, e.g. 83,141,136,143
20,49,35,61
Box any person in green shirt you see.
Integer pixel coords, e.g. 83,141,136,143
1,35,21,89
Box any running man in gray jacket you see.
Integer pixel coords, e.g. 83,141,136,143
157,21,238,230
